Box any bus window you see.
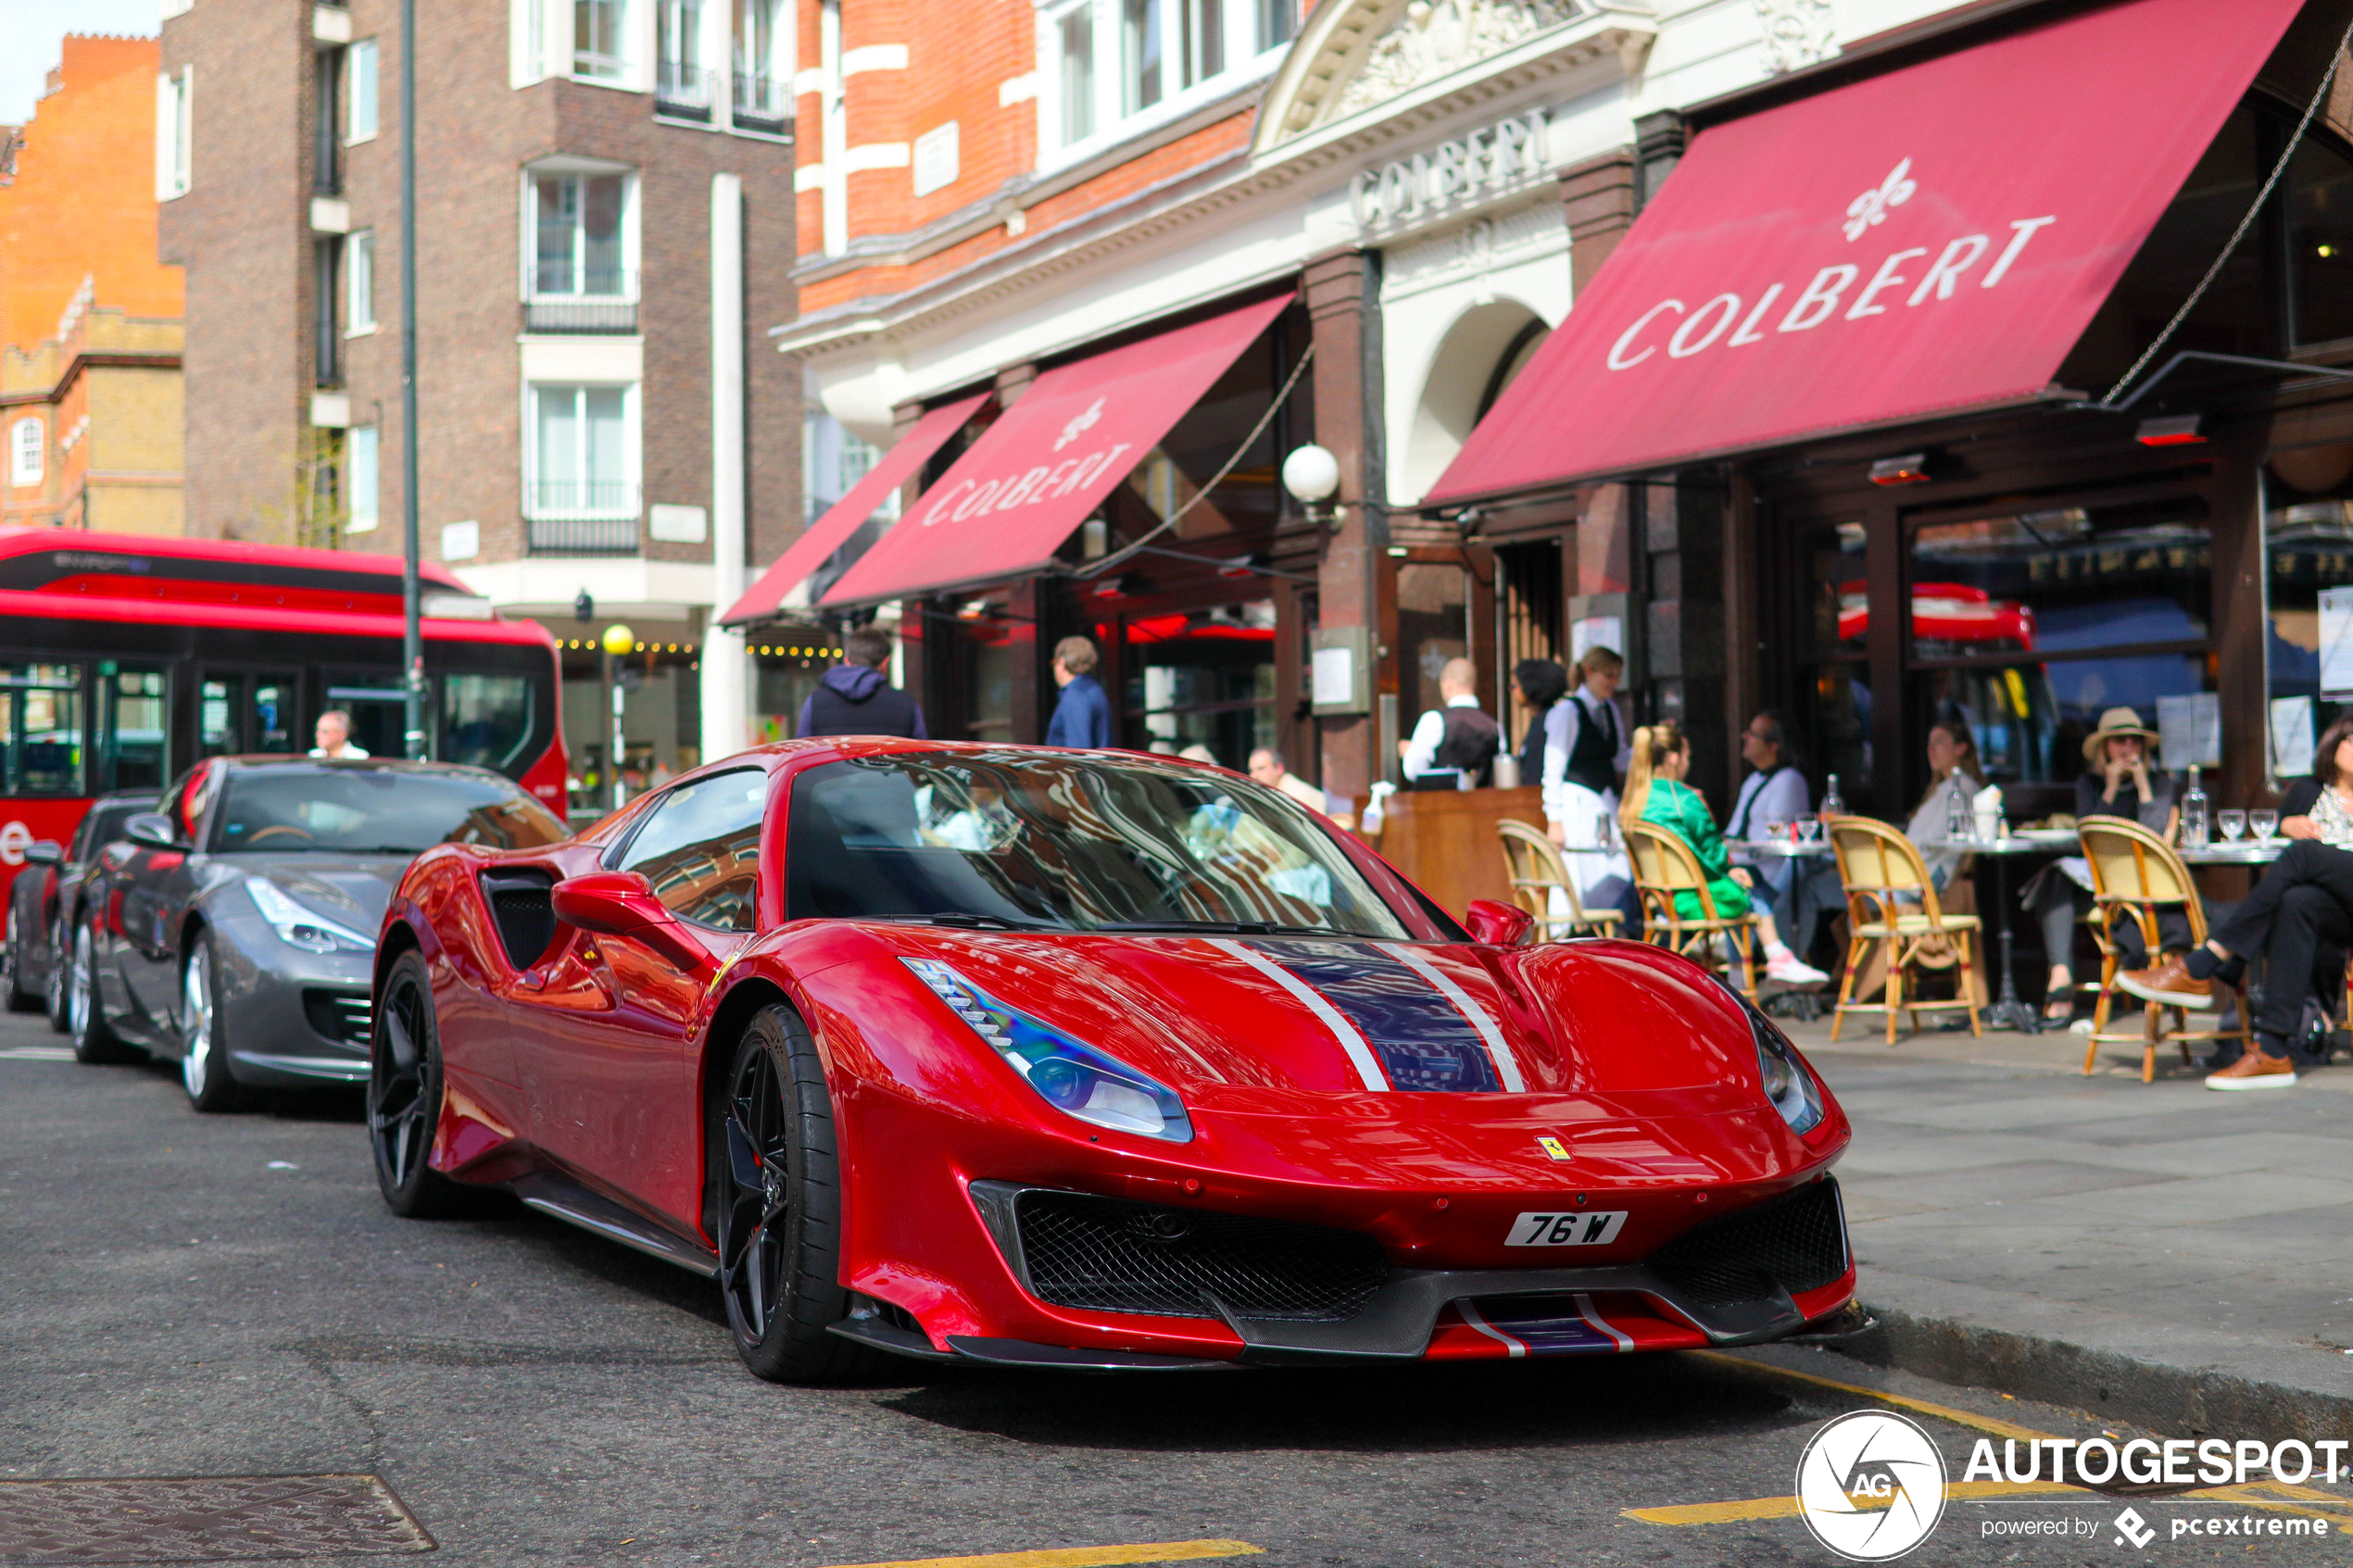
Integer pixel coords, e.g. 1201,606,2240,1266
325,676,408,759
204,672,303,758
0,664,84,797
201,677,242,758
442,673,533,771
255,681,297,752
98,666,169,791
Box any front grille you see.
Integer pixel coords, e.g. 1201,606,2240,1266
302,988,372,1046
1647,1178,1848,1308
1013,1190,1389,1323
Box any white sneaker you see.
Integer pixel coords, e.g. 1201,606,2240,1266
1765,952,1829,986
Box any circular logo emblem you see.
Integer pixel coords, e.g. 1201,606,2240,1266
1793,1410,1947,1562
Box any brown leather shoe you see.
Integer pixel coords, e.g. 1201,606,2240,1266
2118,954,2214,1010
2206,1047,2297,1091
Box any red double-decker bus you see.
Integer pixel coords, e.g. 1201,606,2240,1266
0,530,565,895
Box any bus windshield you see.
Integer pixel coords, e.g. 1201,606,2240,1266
211,765,569,855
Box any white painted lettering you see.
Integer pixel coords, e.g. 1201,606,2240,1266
1348,170,1378,230
1063,443,1131,496
994,465,1051,509
1908,233,1990,304
1981,216,2057,288
917,480,974,525
1043,458,1084,497
1962,1439,2000,1483
1846,246,1929,319
1667,293,1743,358
951,478,1003,521
1607,299,1684,369
2120,1439,2162,1485
2275,1441,2314,1485
1726,283,1785,345
1778,265,1859,332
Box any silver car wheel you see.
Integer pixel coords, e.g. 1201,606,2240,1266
182,950,214,1098
69,925,92,1040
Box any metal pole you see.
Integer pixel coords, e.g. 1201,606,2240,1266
398,0,425,759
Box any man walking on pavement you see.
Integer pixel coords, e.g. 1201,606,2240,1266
797,627,927,738
1047,635,1111,748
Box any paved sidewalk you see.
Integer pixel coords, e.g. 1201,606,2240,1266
1782,1011,2353,1435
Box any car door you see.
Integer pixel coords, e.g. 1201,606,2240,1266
116,766,212,1035
510,767,769,1229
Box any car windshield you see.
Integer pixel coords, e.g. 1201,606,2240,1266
210,766,570,854
785,753,1412,939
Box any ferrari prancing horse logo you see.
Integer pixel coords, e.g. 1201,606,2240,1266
1536,1135,1571,1161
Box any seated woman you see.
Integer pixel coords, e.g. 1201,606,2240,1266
1847,719,1991,1006
1619,721,1828,986
2121,712,2353,1088
2027,707,2182,1024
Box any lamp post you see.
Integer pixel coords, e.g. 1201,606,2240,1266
602,621,635,810
398,0,423,759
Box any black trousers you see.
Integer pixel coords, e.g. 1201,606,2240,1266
2208,839,2353,1041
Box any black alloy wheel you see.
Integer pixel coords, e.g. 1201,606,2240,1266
712,1003,883,1384
370,949,464,1216
69,922,136,1064
2,906,41,1012
44,916,70,1032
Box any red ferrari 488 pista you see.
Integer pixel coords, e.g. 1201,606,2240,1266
369,740,1854,1380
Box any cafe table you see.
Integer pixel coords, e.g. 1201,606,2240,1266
1948,834,2070,1033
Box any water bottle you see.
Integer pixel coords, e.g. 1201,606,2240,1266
1820,773,1845,822
1945,777,1968,839
2181,766,2208,849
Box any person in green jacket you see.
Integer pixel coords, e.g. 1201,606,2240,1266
1620,721,1828,986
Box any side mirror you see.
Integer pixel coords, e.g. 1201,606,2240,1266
124,813,180,852
550,871,710,972
23,839,61,867
1465,898,1535,948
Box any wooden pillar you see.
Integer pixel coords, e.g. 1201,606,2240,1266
2209,420,2273,806
1305,248,1383,802
1864,497,1906,822
1724,470,1761,770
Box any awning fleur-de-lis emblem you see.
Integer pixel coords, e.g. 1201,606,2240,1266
1843,157,1917,242
1055,395,1105,451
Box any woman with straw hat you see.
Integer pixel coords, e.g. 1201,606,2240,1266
2024,706,2182,1026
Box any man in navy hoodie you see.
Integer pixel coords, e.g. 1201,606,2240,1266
797,627,927,738
1045,635,1111,748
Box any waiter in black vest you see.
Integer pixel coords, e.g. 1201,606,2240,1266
1399,657,1500,786
797,627,928,738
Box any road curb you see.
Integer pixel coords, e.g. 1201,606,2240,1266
1847,1272,2353,1442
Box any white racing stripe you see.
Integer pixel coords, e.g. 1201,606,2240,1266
1386,943,1526,1092
1576,1291,1635,1351
1456,1298,1527,1357
1204,937,1390,1091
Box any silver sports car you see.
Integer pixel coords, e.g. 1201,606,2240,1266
71,756,570,1110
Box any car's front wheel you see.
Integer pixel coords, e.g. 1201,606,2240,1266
2,906,42,1012
44,916,70,1033
369,949,465,1216
69,923,136,1064
180,934,247,1113
713,1003,883,1384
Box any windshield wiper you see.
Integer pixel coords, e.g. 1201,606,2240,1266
1097,919,1359,937
893,912,1057,931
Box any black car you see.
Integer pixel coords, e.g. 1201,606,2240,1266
3,792,158,1035
72,756,569,1110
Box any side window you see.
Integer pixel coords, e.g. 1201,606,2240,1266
612,769,767,931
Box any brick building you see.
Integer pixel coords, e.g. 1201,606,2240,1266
0,35,186,534
157,0,797,785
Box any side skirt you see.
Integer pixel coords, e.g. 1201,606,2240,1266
512,1171,720,1278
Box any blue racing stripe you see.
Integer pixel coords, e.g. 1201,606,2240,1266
1246,937,1501,1092
1476,1297,1625,1356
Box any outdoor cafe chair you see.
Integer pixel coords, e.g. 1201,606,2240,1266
2077,814,2247,1083
1496,819,1622,941
1624,820,1756,998
1826,814,1983,1045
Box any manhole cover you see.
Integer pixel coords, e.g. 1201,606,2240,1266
0,1474,433,1563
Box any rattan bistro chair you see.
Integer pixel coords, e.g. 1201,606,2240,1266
2077,815,2246,1083
1826,815,1983,1044
1623,821,1758,997
1496,820,1621,941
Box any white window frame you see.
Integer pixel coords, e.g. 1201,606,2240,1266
347,424,380,533
523,382,641,520
346,39,378,142
346,230,376,334
728,0,792,128
520,159,639,302
9,418,43,488
1034,0,1285,168
155,67,193,198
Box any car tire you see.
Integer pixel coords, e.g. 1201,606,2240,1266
69,922,137,1064
369,948,466,1217
44,916,69,1033
180,933,248,1113
4,906,44,1012
713,1002,886,1384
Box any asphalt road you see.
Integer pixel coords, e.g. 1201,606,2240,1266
3,1003,2347,1568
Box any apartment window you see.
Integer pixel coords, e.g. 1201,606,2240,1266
346,230,375,332
156,68,192,197
528,383,636,517
348,425,380,533
575,0,625,79
1258,0,1292,48
1122,0,1161,113
657,0,711,116
531,170,631,296
1057,7,1094,145
313,48,342,194
1181,0,1221,86
346,39,378,141
1057,0,1281,155
314,240,342,384
731,0,788,128
9,419,42,487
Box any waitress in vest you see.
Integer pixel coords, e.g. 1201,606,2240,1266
1541,646,1633,903
1398,658,1501,785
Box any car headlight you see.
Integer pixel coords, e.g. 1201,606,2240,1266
245,876,375,953
903,958,1192,1143
1723,982,1824,1135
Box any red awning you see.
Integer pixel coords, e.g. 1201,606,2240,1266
1427,0,2305,506
820,295,1292,606
719,393,989,627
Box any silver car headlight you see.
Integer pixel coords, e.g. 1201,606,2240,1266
1722,981,1824,1134
245,876,375,953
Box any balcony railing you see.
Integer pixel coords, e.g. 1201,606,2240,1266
732,70,789,132
526,267,635,334
528,508,640,556
655,61,716,120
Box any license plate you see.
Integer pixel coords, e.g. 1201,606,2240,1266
1506,1210,1628,1247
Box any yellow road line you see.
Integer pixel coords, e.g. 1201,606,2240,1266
1688,1350,2053,1442
1628,1479,2087,1525
811,1541,1265,1568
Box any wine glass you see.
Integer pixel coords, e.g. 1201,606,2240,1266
2219,809,2246,842
1762,818,1787,849
1797,819,1823,847
2251,809,2278,843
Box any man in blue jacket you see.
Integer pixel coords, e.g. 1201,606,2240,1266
1045,634,1111,748
797,627,927,738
